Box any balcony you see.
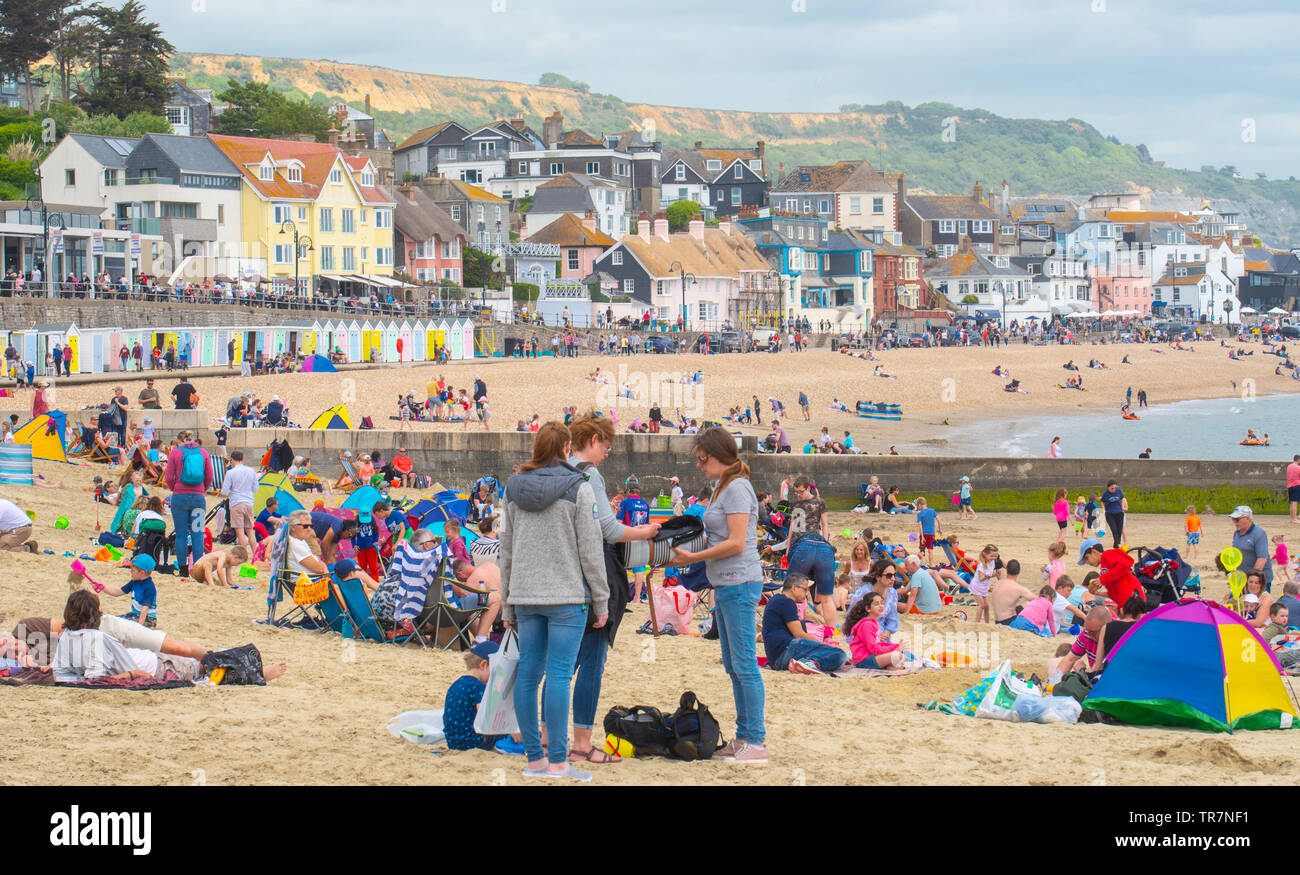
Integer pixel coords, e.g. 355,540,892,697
104,217,161,236
434,150,507,165
121,176,175,186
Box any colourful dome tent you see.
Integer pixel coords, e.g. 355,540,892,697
405,493,469,528
253,472,305,517
341,485,384,513
308,404,352,430
301,354,338,373
1085,599,1298,732
14,411,68,462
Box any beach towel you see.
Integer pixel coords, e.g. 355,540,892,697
0,667,191,690
385,541,451,623
830,665,929,679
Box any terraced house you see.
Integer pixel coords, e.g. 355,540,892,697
771,160,899,233
208,135,397,297
659,142,769,217
901,183,1004,256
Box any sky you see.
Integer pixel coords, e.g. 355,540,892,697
146,0,1300,177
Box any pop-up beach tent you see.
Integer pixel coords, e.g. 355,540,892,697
308,404,352,430
301,354,338,373
253,473,305,517
1085,599,1298,732
14,411,68,462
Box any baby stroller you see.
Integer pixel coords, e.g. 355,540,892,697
1128,545,1199,605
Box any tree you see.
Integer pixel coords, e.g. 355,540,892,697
666,200,701,232
539,72,589,93
49,2,101,103
77,0,173,118
461,244,502,290
213,79,332,141
69,110,169,137
0,0,63,111
961,294,980,304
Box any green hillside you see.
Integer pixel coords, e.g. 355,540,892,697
171,53,1300,244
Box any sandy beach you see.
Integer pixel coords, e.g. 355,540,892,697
34,340,1299,451
3,455,1298,786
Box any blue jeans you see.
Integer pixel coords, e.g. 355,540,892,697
513,603,587,764
1008,615,1051,637
776,638,846,673
787,535,837,596
713,582,765,744
569,628,609,730
170,492,207,568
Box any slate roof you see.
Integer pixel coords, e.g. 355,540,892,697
530,173,616,214
905,195,1001,222
773,160,892,194
927,248,1028,279
139,133,240,175
394,121,463,152
69,134,136,168
616,228,771,279
661,147,762,183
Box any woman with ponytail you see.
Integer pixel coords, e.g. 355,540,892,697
501,422,609,782
671,426,767,764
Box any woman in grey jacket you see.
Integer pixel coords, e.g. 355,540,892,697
501,422,609,782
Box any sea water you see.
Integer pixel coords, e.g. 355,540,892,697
929,392,1300,461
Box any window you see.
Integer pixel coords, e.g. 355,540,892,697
375,209,392,229
675,164,686,181
796,226,804,240
549,162,563,176
586,161,600,175
656,280,666,296
297,206,306,221
475,205,484,223
938,244,957,258
818,199,830,213
860,251,872,273
160,202,197,218
849,197,862,214
873,197,884,214
623,278,635,294
568,249,580,271
102,169,118,186
461,170,482,184
441,267,460,282
65,169,75,186
749,160,762,172
217,204,224,225
342,246,355,271
518,161,528,174
450,205,461,221
360,209,367,224
361,247,367,262
164,106,188,127
273,244,292,265
939,220,955,234
376,247,393,266
287,166,302,183
615,162,629,176
1098,223,1113,238
319,246,334,270
360,171,374,187
731,187,741,205
785,199,796,212
734,164,743,180
329,168,342,184
716,191,724,202
706,159,722,172
319,208,333,232
973,220,992,234
612,251,623,266
341,209,355,234
495,206,503,223
958,220,968,235
259,163,273,181
273,203,292,224
478,140,496,156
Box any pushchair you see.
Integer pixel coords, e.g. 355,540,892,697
1128,545,1199,606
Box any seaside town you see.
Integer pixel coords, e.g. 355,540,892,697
2,0,1300,820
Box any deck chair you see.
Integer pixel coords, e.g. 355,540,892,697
326,572,410,643
334,452,361,493
68,425,95,457
207,455,228,496
410,568,489,651
262,568,332,630
87,440,121,466
119,446,165,488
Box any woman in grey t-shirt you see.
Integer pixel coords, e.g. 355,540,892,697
671,427,766,763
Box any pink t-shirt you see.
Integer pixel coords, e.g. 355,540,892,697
1019,597,1059,635
1053,499,1069,522
1288,463,1300,489
1276,544,1289,566
1046,558,1066,587
849,616,900,665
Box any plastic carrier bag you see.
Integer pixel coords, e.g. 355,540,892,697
473,630,520,736
973,660,1039,721
387,710,446,746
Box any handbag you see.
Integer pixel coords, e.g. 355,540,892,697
474,629,520,736
652,584,696,633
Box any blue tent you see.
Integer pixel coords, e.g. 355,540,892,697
405,495,469,528
301,354,338,373
342,485,384,513
254,472,305,517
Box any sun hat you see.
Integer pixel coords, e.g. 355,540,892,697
131,554,157,573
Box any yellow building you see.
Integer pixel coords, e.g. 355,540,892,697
208,134,396,298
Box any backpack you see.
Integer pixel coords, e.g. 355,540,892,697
664,691,723,761
180,445,206,485
603,705,673,758
360,416,375,430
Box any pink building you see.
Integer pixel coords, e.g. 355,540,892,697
1094,273,1153,316
393,182,467,284
525,211,616,280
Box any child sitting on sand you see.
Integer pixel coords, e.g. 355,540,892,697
845,591,908,670
442,640,526,755
187,546,249,588
97,554,159,628
1008,586,1059,637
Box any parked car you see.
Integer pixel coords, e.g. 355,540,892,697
715,331,747,353
1277,325,1300,339
645,335,679,354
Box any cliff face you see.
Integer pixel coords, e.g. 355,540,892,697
172,53,1300,244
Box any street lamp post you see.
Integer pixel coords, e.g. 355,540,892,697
28,159,63,299
278,219,314,300
668,259,696,336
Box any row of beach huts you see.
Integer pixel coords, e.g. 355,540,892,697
4,317,483,377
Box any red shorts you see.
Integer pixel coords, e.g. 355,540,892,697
920,534,935,550
356,547,380,581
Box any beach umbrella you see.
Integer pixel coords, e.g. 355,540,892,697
1240,307,1258,315
1268,307,1287,315
300,354,337,373
1085,599,1297,733
13,412,68,463
308,403,352,430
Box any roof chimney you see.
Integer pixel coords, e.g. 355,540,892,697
511,117,525,131
1001,180,1009,217
719,216,732,237
959,234,972,253
637,211,651,243
688,213,705,241
543,111,563,149
364,93,371,116
694,141,703,150
328,126,339,148
973,182,984,205
756,140,766,178
581,210,597,234
653,211,669,242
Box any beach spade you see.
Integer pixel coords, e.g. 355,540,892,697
841,529,852,538
1220,546,1243,573
1227,570,1248,601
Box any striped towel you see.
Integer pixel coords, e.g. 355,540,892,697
0,444,33,486
389,542,451,623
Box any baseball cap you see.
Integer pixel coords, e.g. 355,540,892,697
358,510,372,524
143,416,152,422
332,558,357,578
1229,505,1253,519
470,640,499,659
131,554,157,573
1077,538,1103,565
960,476,970,482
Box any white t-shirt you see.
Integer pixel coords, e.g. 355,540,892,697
132,510,165,535
287,536,319,574
1052,593,1072,627
0,499,29,532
